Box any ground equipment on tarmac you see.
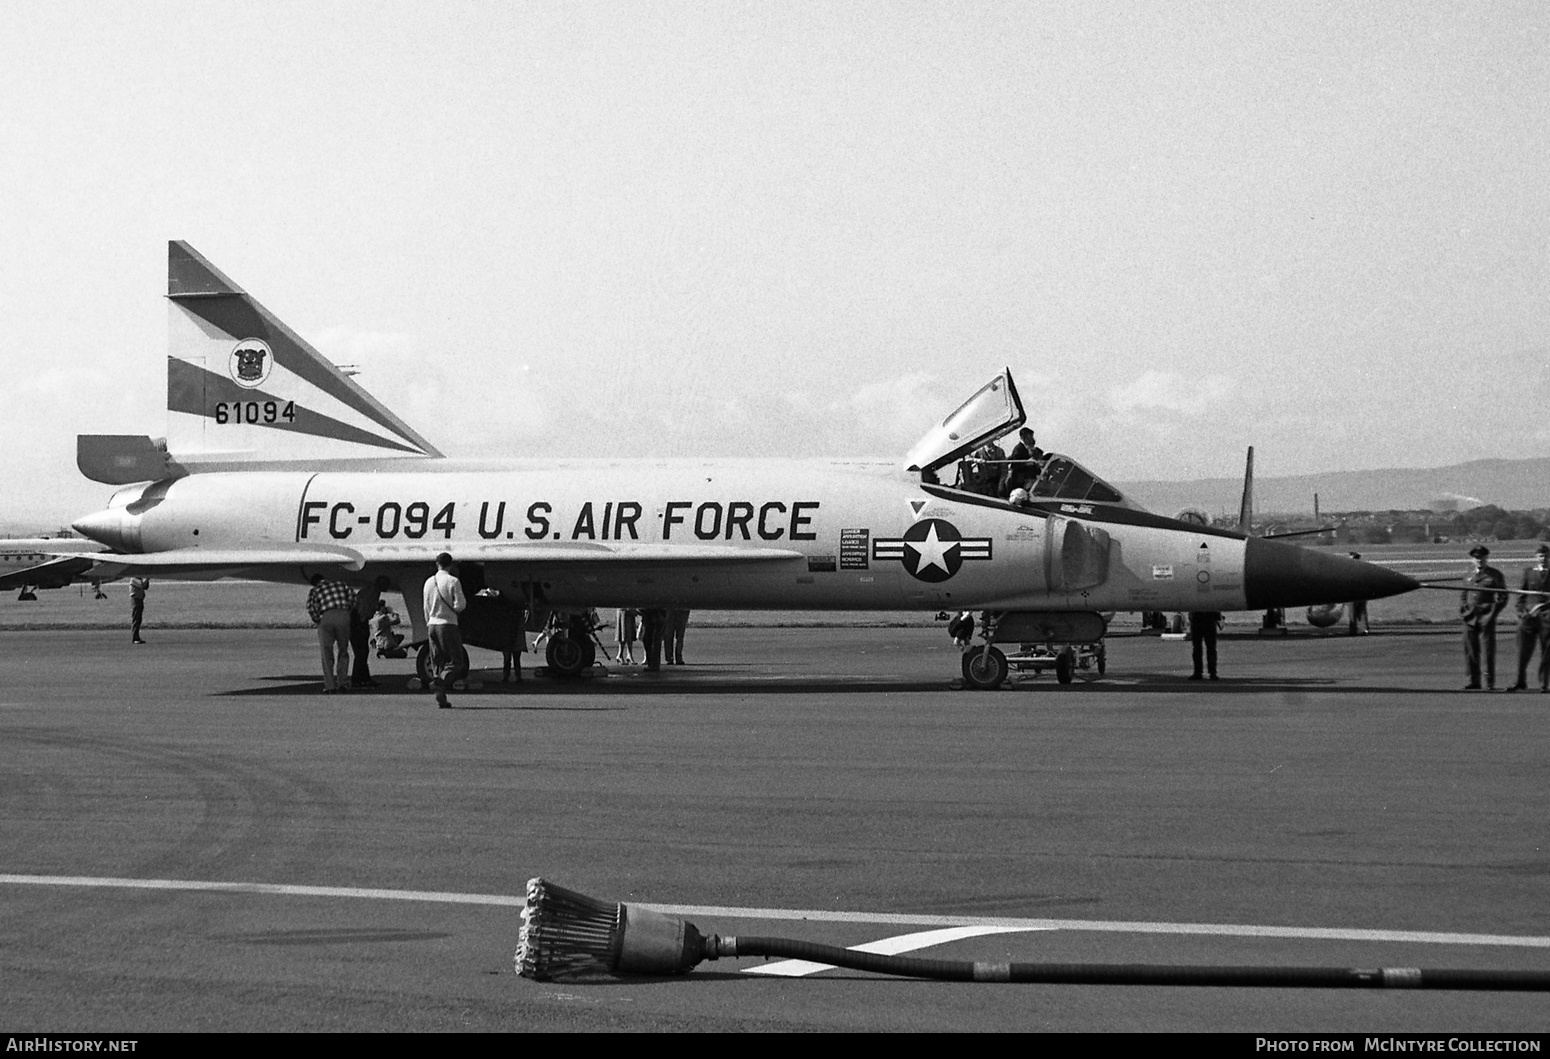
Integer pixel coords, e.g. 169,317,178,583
514,877,1550,991
956,610,1109,689
1002,640,1106,683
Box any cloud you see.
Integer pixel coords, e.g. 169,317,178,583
827,371,943,426
309,326,419,364
769,371,948,455
1106,371,1233,416
308,327,549,450
18,365,110,398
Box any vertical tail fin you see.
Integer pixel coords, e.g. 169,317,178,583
1237,446,1254,535
164,241,442,468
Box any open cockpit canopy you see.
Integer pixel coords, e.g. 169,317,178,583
903,369,1024,476
906,369,1137,509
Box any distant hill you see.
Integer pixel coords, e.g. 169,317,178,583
1117,457,1550,518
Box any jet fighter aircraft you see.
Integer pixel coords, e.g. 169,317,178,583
66,242,1417,688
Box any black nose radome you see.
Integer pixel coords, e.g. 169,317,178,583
1244,536,1418,610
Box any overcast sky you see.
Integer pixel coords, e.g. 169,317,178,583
3,1,1547,528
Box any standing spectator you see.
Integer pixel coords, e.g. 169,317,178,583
1346,552,1371,635
640,608,666,672
480,589,527,683
350,576,389,688
614,607,641,664
1187,611,1222,681
129,576,149,644
663,608,690,665
306,573,355,694
1460,545,1507,690
422,553,467,708
1509,543,1550,692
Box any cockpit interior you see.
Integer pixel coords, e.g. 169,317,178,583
903,369,1136,511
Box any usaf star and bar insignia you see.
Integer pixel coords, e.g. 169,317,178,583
872,518,992,582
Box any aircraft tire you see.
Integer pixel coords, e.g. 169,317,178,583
1055,649,1075,684
1096,644,1106,676
961,646,1008,691
545,633,589,678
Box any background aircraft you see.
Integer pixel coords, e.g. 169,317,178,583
62,243,1416,689
1230,447,1350,631
0,537,121,599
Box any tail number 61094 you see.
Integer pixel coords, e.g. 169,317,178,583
215,400,297,424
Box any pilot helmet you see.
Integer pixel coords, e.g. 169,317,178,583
1008,488,1030,505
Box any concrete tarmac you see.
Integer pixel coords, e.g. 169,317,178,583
1,625,1547,1032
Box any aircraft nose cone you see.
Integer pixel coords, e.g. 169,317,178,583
72,509,133,551
1244,536,1418,610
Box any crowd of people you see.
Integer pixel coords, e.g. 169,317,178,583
298,554,696,705
123,541,1550,695
605,607,690,670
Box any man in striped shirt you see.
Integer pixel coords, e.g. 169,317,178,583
307,573,356,694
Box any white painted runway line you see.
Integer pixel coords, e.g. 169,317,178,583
5,873,1549,949
742,925,1046,977
0,874,526,907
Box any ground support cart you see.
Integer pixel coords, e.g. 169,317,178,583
956,610,1110,690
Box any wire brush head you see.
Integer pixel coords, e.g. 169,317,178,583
516,877,625,980
515,877,713,980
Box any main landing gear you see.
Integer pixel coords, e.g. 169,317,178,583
961,645,1009,690
544,629,596,677
535,611,607,678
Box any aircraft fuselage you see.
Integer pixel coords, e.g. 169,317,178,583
75,458,1407,618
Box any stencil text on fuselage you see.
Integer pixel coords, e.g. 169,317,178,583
297,499,821,543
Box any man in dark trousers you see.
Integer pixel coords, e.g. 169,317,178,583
422,553,467,708
1346,552,1371,635
1188,611,1222,681
350,576,389,688
1509,543,1550,692
129,577,149,644
663,607,690,665
640,608,666,672
1460,545,1507,690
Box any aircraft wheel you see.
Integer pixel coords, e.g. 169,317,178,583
1055,649,1075,684
416,643,469,684
1096,644,1107,676
580,637,597,669
961,646,1009,690
546,633,588,678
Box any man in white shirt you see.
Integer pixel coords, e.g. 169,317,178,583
422,552,467,708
